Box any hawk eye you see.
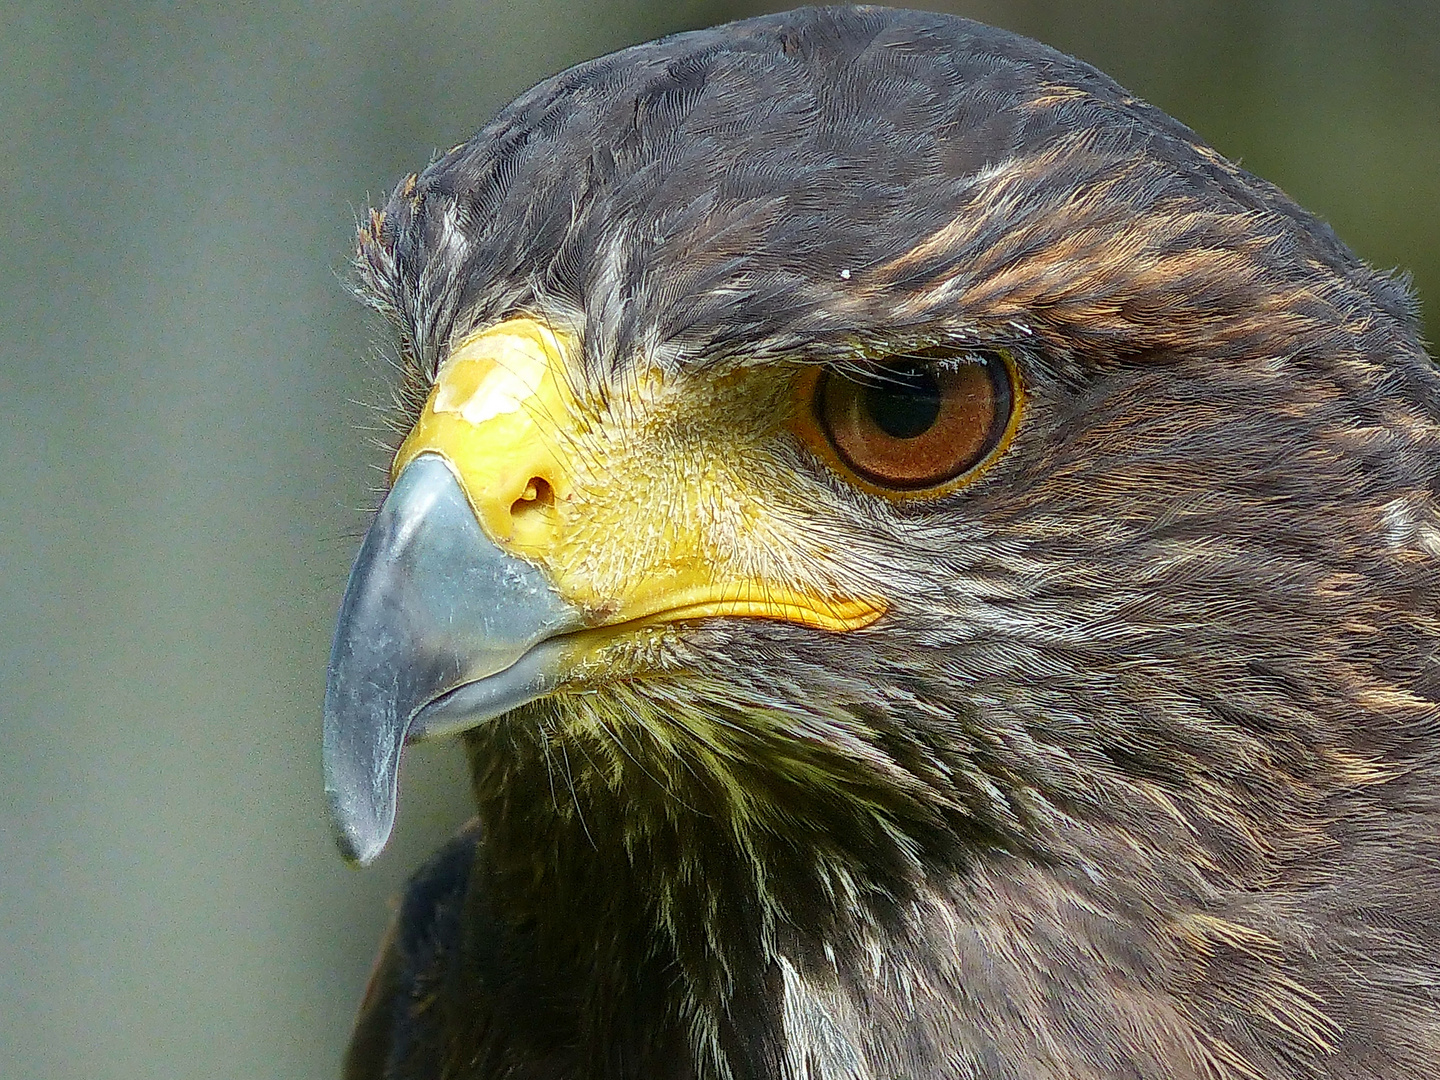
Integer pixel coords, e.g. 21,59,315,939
813,352,1016,491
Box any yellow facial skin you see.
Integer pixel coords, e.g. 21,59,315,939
392,317,887,637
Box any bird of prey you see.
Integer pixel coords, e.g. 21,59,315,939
323,6,1440,1078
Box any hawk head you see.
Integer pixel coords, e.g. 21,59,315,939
325,7,1440,1077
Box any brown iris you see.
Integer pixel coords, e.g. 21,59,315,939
815,353,1014,490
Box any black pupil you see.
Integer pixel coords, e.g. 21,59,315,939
864,365,942,439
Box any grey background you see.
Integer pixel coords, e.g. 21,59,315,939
2,1,1436,1077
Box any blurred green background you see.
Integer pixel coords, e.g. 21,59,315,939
2,1,1435,1077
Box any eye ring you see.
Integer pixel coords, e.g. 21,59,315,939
799,349,1022,496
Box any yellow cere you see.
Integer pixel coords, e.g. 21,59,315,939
394,319,574,555
393,317,886,634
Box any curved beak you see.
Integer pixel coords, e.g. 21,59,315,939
322,454,582,865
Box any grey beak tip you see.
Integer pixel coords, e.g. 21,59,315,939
326,782,392,867
335,827,386,869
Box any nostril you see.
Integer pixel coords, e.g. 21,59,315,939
511,476,555,517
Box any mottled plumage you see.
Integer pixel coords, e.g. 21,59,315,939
338,7,1440,1078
